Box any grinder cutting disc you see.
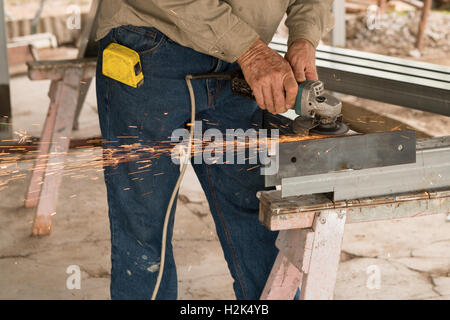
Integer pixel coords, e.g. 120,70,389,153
310,121,349,136
292,116,350,136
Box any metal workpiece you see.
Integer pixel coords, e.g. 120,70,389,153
266,130,416,184
269,39,450,116
279,135,450,201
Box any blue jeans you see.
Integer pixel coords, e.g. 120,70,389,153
96,25,279,300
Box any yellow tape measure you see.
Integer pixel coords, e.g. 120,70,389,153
102,43,144,88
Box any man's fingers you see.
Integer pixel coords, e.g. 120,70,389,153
285,38,318,83
253,86,266,110
262,86,275,114
283,74,298,109
293,62,306,82
305,63,318,81
272,79,287,114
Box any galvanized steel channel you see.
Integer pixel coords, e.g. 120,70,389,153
269,39,450,116
278,136,450,201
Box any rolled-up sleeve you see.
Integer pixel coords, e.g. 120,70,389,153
285,0,335,48
150,0,260,62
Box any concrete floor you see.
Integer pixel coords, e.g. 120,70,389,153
1,155,450,300
9,71,100,140
0,74,449,299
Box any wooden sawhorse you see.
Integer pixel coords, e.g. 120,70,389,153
22,0,100,236
24,59,96,236
258,189,450,299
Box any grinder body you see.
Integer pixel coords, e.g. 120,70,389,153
293,80,348,135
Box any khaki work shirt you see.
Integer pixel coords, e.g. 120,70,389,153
97,0,334,62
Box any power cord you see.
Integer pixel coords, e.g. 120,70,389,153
151,73,232,300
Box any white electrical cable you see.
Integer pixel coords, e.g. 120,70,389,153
151,75,196,300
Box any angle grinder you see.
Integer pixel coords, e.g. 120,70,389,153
230,71,349,136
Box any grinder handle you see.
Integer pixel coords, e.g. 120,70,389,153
295,81,309,116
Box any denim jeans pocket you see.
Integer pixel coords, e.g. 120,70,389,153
114,25,167,56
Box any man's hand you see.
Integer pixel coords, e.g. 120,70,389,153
237,39,298,114
285,38,318,82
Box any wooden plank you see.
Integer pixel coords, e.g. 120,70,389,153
276,229,314,273
259,189,450,231
428,189,450,199
260,252,303,300
258,191,331,231
300,210,346,300
7,44,38,66
31,68,83,235
27,58,96,81
346,193,449,223
24,80,59,208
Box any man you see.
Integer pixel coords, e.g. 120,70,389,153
96,0,334,300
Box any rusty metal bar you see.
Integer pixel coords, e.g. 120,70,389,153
258,189,450,231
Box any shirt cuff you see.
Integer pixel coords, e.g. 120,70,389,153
209,19,260,63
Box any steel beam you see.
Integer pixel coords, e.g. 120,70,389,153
279,136,450,201
269,39,450,116
272,130,416,182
